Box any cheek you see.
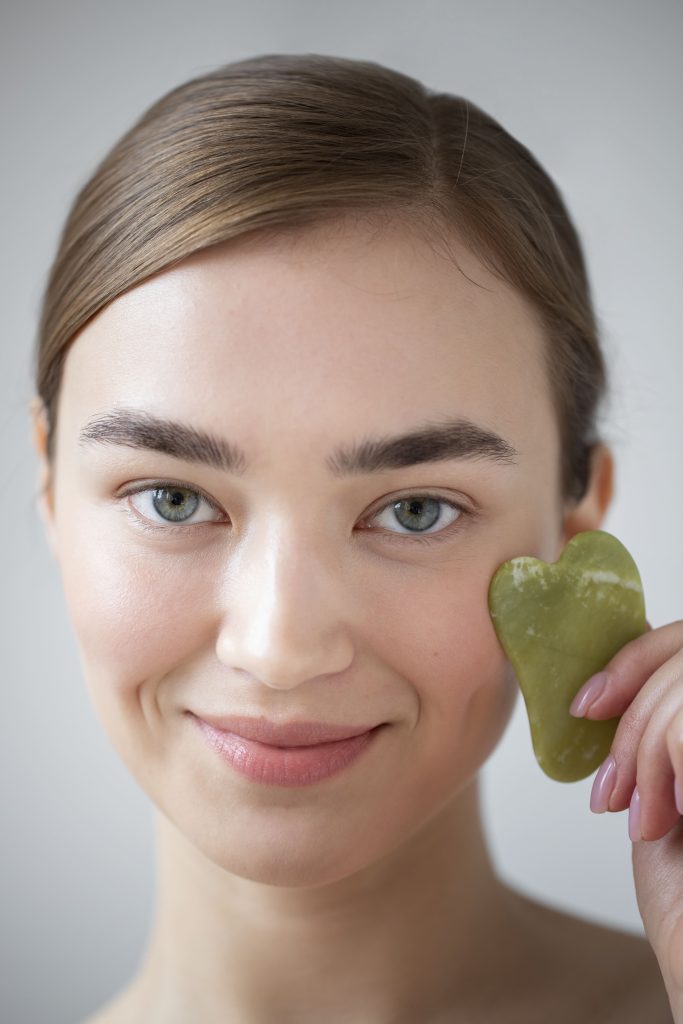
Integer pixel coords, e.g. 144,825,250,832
56,517,214,710
365,560,517,785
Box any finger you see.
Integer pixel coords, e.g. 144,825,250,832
603,660,683,815
570,619,683,721
667,704,683,782
667,703,683,815
631,700,683,841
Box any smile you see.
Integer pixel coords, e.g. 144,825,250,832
190,714,386,787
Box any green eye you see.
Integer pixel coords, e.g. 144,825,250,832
370,495,462,536
125,482,225,530
391,497,441,531
151,487,200,522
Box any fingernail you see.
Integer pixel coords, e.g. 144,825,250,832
675,779,683,816
590,754,617,813
569,671,608,717
628,786,641,842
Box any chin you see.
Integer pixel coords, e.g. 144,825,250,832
154,789,405,889
194,820,379,888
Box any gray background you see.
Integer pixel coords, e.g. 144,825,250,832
2,1,681,1020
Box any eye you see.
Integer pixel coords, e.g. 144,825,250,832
125,483,225,528
120,483,468,542
363,494,465,540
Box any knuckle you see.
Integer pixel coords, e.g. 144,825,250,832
610,711,641,763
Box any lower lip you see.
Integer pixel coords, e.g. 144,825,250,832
192,717,384,787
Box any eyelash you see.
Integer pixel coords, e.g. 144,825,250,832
120,480,471,546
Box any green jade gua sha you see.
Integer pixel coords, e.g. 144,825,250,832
488,529,647,782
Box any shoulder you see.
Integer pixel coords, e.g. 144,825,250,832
502,885,674,1023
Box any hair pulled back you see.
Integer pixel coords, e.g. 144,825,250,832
34,52,607,503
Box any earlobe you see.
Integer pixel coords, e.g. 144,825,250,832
29,397,58,559
561,442,615,545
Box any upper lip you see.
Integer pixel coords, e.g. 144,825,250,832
191,713,380,747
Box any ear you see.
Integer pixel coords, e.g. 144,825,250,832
30,397,58,559
560,442,615,545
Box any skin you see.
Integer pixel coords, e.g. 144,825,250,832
31,216,674,1022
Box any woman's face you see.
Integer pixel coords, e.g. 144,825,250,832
38,217,568,885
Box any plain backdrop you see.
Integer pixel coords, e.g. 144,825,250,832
1,1,681,1020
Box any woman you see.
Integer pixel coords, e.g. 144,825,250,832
31,53,682,1022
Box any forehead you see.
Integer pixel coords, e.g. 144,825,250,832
58,218,556,457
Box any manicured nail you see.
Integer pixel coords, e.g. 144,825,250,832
570,671,608,717
628,786,641,842
590,754,617,813
675,779,683,817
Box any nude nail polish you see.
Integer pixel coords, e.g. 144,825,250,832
628,786,641,842
590,754,617,813
570,671,608,717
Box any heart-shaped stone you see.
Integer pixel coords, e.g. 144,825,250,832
488,530,647,782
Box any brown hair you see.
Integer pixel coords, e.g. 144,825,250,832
34,52,607,503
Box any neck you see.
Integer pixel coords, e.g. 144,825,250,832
127,778,516,1023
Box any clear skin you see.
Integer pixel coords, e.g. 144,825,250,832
31,217,681,1023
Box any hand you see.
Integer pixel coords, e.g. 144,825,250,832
569,619,683,1013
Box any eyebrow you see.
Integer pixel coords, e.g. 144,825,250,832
78,407,518,476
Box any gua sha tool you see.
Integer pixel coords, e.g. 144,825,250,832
488,530,647,782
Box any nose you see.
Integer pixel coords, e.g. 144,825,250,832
215,520,355,690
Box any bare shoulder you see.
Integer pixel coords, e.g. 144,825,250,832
502,885,674,1023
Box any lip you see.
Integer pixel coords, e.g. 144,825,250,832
189,713,380,747
189,713,385,787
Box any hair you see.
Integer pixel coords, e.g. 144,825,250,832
34,52,607,503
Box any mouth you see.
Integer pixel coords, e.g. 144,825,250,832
189,714,387,787
187,712,383,747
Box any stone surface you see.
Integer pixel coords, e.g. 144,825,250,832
488,530,647,782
